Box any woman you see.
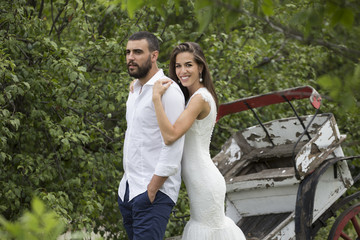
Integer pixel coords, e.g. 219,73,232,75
152,42,246,240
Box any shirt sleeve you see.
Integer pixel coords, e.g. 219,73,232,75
154,83,185,177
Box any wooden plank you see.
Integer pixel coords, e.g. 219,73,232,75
238,212,292,239
228,167,295,183
222,142,306,181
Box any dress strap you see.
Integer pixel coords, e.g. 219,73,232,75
190,88,214,105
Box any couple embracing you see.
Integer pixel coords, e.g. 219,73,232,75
117,31,246,240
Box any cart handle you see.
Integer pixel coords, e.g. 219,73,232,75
216,85,322,122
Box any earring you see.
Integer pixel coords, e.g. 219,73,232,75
199,73,203,83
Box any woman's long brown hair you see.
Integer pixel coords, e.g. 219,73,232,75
169,42,219,109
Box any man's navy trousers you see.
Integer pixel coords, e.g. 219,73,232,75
118,182,175,240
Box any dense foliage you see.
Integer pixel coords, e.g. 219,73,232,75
1,197,67,240
1,0,359,239
0,0,130,238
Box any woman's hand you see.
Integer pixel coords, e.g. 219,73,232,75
129,79,137,93
152,79,172,101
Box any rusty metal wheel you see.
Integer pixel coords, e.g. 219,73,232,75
328,203,360,240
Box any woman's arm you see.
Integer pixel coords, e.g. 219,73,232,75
153,79,209,145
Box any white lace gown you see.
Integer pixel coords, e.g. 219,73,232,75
181,88,246,240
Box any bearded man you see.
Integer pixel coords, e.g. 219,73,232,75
117,31,185,240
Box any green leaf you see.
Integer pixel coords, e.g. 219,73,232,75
196,6,212,32
22,82,31,90
261,0,274,16
224,11,240,32
0,95,5,105
330,8,343,27
69,71,78,81
127,0,144,18
32,197,45,216
77,66,87,72
61,138,70,150
354,64,360,80
318,74,340,89
11,74,19,83
340,8,354,29
9,119,20,130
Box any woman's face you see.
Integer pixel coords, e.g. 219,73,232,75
175,52,203,89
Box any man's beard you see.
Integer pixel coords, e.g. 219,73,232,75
127,56,152,79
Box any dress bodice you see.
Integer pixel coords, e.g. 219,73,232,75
187,88,216,135
182,88,216,168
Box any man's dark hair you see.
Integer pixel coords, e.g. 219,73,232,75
128,31,160,52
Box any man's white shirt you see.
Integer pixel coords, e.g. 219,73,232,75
118,69,185,203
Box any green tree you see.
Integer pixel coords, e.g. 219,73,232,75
0,0,129,238
2,0,360,239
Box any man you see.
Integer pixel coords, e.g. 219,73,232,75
118,31,185,240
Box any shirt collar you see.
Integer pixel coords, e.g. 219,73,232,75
133,69,165,92
145,69,165,86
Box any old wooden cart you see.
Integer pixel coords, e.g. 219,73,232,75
213,86,360,240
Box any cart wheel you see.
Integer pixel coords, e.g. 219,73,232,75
328,203,360,240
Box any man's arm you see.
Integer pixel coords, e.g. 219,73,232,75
147,175,168,203
151,83,185,201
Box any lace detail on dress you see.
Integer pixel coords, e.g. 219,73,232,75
187,88,214,109
192,87,212,103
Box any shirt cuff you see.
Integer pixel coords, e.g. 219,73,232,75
155,164,179,177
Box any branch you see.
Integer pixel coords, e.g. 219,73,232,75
254,38,287,68
49,0,69,36
67,83,79,101
50,0,56,35
214,0,360,63
97,11,108,36
15,37,33,44
264,17,360,62
38,0,44,19
40,112,65,181
239,36,249,50
15,43,34,65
